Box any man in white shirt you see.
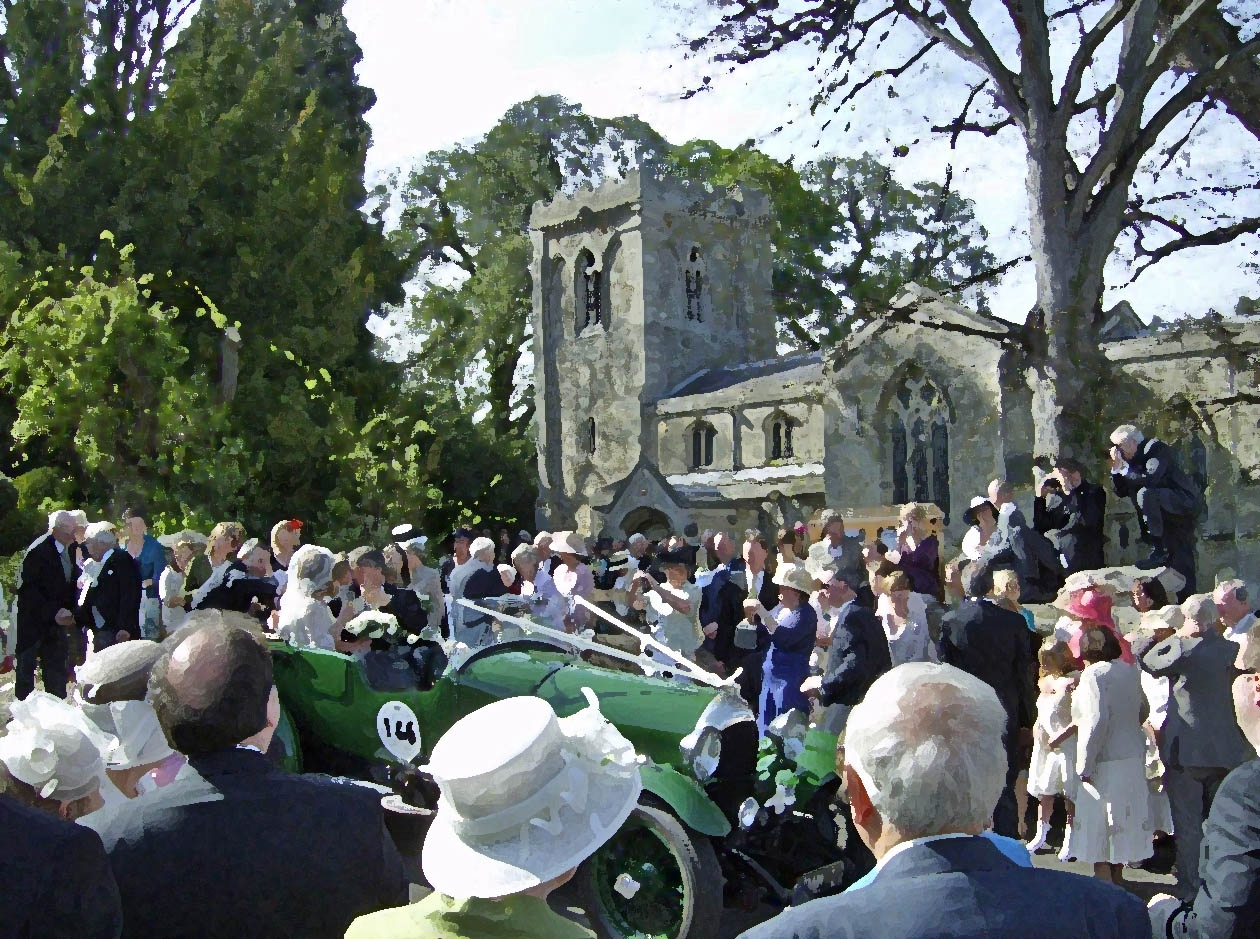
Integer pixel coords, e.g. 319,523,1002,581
1215,579,1254,640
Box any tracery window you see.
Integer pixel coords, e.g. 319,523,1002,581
586,417,597,456
691,421,717,468
889,373,951,522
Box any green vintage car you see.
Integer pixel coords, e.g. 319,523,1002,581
269,628,858,939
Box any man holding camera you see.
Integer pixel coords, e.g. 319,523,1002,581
1034,457,1107,573
1109,424,1201,588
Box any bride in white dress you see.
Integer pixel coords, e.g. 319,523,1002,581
276,545,353,650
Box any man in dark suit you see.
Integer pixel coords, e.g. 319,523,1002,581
81,620,407,939
1148,666,1260,937
981,480,1063,602
1142,593,1252,898
1034,457,1107,573
739,662,1151,939
1109,423,1201,581
809,569,891,734
0,795,123,938
76,522,142,653
352,548,428,636
939,563,1036,839
701,533,753,677
14,510,79,699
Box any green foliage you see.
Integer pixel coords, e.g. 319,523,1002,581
0,239,249,516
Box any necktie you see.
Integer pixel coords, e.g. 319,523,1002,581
61,545,74,582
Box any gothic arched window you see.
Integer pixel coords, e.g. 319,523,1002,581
684,246,705,322
691,421,717,468
586,417,597,457
576,249,601,331
889,373,951,522
769,414,797,461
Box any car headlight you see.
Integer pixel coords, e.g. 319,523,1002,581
681,725,722,781
680,691,754,782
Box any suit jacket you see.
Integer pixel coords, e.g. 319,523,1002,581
381,582,428,636
78,549,142,636
1035,480,1107,572
980,506,1063,601
14,534,77,653
189,560,278,615
1112,437,1201,505
820,602,892,708
1161,758,1260,938
940,599,1036,737
1143,631,1251,771
0,795,122,939
737,835,1151,939
81,748,406,939
704,565,753,665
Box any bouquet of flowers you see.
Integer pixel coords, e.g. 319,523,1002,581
344,610,400,642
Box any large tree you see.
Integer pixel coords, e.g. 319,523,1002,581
0,0,409,531
393,96,1001,445
690,0,1260,458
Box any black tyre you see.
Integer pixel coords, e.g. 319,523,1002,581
576,804,724,939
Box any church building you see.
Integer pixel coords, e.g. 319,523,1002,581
529,167,1260,580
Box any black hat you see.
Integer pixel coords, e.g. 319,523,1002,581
962,497,997,527
657,548,691,567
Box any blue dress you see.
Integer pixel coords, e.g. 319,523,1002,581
757,603,817,734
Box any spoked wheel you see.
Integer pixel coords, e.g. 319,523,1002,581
576,804,723,939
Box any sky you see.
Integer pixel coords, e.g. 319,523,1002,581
343,0,1258,333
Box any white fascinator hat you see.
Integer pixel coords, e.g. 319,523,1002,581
420,688,642,899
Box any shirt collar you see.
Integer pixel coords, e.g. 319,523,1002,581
873,832,975,875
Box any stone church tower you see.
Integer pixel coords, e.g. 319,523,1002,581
529,168,776,531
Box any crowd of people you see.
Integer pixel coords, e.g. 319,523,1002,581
1,420,1257,938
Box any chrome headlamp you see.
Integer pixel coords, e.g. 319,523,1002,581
680,690,755,781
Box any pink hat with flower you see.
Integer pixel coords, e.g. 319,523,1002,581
1063,588,1115,627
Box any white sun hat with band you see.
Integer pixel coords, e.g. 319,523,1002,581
420,689,642,899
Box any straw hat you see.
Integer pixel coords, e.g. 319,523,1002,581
772,562,815,595
420,690,641,899
549,531,587,557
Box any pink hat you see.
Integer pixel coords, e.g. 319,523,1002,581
1063,588,1115,627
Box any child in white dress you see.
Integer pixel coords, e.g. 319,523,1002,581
1026,639,1079,858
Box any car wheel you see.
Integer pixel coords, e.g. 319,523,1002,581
576,804,723,939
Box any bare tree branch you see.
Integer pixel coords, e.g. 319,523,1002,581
938,253,1032,292
1127,216,1260,282
1056,0,1143,126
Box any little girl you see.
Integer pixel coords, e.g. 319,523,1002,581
1026,639,1079,859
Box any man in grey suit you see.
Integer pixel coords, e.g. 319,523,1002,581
739,663,1150,939
1142,593,1252,898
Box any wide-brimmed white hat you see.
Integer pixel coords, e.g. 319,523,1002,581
420,689,641,899
77,698,174,770
773,562,815,595
549,530,587,557
0,691,117,801
157,529,208,550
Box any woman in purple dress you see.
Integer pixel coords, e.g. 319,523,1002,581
744,562,818,733
886,502,941,599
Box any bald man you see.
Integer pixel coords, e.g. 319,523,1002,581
81,623,406,939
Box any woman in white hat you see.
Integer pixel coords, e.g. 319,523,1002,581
345,690,642,939
275,545,354,651
550,531,595,631
742,562,820,733
0,691,116,822
403,537,444,629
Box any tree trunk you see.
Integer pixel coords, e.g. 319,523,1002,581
1022,144,1115,464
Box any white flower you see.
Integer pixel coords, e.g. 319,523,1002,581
766,784,796,815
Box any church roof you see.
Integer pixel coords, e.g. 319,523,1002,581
660,351,824,400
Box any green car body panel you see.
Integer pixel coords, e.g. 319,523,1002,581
269,640,747,835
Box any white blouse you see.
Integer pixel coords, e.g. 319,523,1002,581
646,581,703,658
